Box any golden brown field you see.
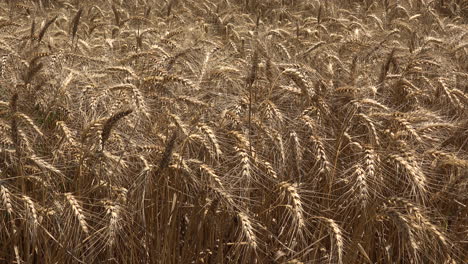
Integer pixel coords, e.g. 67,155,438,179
0,0,467,263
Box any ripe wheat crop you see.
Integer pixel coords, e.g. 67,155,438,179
0,0,467,263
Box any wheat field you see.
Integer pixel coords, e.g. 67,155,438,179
0,0,467,263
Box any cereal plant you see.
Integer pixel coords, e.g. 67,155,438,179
0,0,466,263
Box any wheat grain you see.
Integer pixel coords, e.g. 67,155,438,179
198,123,222,158
310,135,330,174
391,197,450,248
290,131,303,171
363,146,378,182
237,211,257,249
65,193,89,234
358,113,380,146
15,112,43,137
235,146,251,181
352,164,368,207
279,182,306,230
104,200,121,246
389,153,427,195
101,109,133,151
0,185,13,216
22,195,38,236
393,116,422,143
38,15,57,43
29,154,66,179
56,121,77,146
319,217,344,264
283,68,310,98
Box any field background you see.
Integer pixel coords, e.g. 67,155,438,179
0,0,467,263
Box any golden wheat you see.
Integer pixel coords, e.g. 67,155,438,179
0,0,466,263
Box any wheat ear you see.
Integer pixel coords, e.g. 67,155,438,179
101,109,133,151
65,193,89,234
